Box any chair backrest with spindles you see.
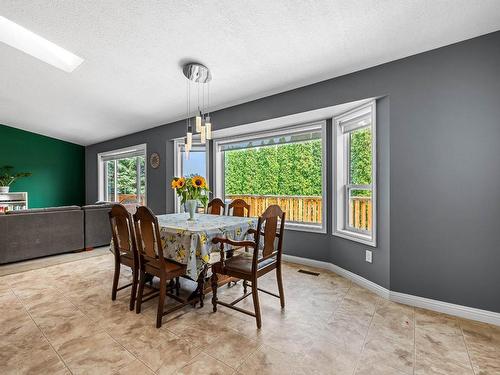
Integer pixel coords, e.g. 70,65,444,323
109,204,137,261
207,198,226,215
228,198,250,218
133,206,165,268
253,205,286,263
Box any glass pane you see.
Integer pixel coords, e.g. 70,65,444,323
349,127,372,185
106,161,115,202
348,188,372,232
139,156,146,205
223,135,322,225
116,157,138,203
181,149,206,177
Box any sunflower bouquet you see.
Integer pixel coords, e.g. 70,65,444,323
171,175,209,208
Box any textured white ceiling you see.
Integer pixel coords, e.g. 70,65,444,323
1,1,500,145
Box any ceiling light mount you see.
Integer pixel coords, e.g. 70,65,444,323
183,63,212,83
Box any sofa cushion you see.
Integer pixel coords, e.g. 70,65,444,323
82,203,113,210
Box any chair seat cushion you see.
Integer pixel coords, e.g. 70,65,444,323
223,253,276,274
120,252,134,267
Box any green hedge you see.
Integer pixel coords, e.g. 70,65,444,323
225,128,372,197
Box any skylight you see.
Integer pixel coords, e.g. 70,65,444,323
0,16,83,72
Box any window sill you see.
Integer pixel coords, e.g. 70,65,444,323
285,222,326,234
333,229,376,247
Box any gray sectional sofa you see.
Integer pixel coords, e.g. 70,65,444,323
82,204,113,249
0,203,113,264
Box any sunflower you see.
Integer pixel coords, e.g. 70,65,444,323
191,175,206,188
176,177,186,188
171,177,185,189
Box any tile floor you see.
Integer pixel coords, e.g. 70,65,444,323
1,253,499,374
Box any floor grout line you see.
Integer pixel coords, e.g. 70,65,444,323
413,306,416,375
351,289,381,375
459,320,478,375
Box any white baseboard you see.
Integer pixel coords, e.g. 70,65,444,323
282,254,500,326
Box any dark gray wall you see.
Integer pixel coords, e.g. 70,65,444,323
86,31,500,312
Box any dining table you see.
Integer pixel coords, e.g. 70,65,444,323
155,212,259,303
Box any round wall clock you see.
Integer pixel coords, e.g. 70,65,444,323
149,152,160,169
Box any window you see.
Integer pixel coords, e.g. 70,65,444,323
98,144,147,205
214,122,326,232
333,101,376,246
173,140,209,212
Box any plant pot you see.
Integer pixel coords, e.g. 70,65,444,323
185,199,198,221
0,186,9,193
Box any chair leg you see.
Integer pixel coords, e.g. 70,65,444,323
243,280,248,294
211,272,218,312
276,265,285,308
136,270,146,314
129,269,138,311
175,277,180,296
251,278,262,329
111,260,120,301
156,274,167,328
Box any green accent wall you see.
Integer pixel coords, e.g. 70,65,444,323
0,124,84,208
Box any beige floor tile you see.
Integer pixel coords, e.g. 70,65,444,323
173,352,235,375
202,328,260,368
415,329,471,366
56,331,136,375
237,344,306,375
460,318,500,374
355,361,411,375
116,322,201,372
0,329,69,375
415,308,461,335
113,359,155,374
360,334,414,374
3,253,500,375
415,351,474,375
302,344,359,374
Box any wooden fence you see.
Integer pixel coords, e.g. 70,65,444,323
226,194,372,231
349,196,372,231
226,194,322,224
117,193,145,205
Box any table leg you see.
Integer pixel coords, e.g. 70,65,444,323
188,264,208,307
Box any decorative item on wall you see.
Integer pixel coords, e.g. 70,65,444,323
0,165,32,193
182,62,213,160
149,152,160,169
171,175,210,221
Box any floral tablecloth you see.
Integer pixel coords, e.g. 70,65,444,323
156,213,258,279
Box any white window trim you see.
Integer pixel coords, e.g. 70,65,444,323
97,143,147,204
333,100,377,246
172,139,210,213
213,121,327,234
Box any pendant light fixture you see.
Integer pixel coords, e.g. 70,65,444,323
183,62,213,156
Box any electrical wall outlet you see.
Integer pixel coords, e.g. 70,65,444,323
365,250,373,263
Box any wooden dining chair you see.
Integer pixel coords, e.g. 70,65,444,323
207,198,226,215
108,204,139,311
226,198,252,267
228,198,251,217
211,205,286,328
133,206,191,328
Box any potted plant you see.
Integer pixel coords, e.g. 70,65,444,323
171,175,209,221
0,166,32,193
